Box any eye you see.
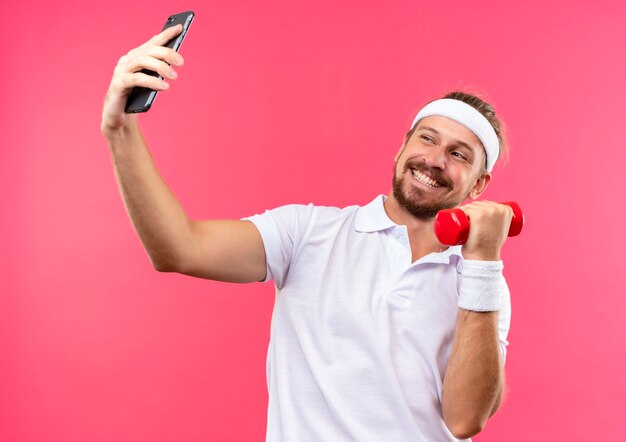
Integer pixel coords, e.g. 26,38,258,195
420,135,434,143
451,151,468,161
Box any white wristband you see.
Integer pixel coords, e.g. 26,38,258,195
458,260,504,312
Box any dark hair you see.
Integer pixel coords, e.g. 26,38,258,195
405,91,508,171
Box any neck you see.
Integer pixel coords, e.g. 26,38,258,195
384,192,448,261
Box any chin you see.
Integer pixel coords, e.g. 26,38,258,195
391,170,465,219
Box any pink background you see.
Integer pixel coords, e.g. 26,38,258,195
2,0,625,440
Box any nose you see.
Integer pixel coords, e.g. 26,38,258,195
423,145,446,169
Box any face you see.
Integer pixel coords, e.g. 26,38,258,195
391,115,491,219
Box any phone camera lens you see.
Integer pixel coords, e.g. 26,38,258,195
167,16,174,23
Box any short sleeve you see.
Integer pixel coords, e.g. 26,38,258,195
497,276,512,365
243,204,316,289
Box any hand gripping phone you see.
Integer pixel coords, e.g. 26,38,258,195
124,11,195,113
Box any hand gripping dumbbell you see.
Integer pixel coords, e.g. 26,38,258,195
434,202,525,246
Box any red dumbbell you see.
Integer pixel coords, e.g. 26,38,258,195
434,202,525,246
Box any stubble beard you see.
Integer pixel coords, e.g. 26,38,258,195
391,161,459,220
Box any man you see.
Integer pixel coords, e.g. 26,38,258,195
102,24,512,442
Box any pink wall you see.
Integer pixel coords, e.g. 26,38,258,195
2,0,625,440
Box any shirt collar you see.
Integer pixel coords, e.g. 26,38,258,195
354,195,398,233
354,195,464,262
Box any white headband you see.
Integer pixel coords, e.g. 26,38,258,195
411,98,499,172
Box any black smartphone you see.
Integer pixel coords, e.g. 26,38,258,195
124,11,195,113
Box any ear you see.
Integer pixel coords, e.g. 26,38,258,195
468,172,492,200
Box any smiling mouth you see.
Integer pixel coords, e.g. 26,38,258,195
411,169,444,188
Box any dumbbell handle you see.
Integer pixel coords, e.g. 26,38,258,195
434,202,524,246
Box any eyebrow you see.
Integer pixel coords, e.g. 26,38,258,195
417,125,476,154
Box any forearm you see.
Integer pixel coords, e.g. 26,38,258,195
103,121,196,271
442,309,503,439
99,28,269,283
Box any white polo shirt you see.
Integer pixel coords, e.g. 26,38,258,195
245,195,511,442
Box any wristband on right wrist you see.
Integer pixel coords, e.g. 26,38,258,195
457,259,504,312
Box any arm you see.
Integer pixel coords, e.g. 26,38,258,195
441,201,512,439
101,25,266,283
442,310,504,439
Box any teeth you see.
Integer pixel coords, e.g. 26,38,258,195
412,169,442,188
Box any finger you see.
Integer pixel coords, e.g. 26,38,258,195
138,24,183,50
465,200,495,209
117,45,183,77
462,202,513,228
459,201,500,216
458,202,488,221
125,54,179,80
129,71,171,91
127,44,184,68
143,45,184,66
111,71,170,96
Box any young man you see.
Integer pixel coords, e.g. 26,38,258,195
102,24,512,442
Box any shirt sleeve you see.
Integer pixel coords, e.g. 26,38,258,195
497,276,512,366
242,203,316,289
